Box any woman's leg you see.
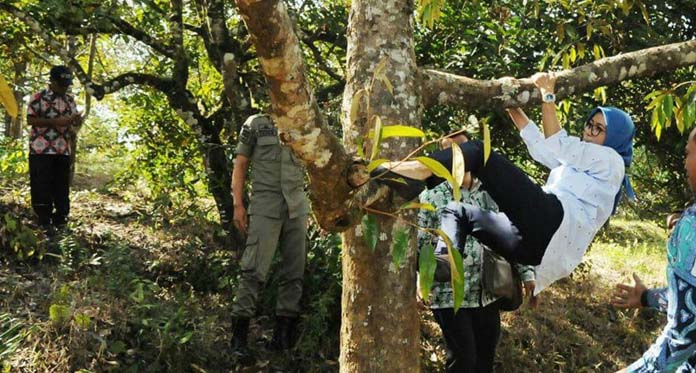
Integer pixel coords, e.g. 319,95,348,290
430,141,563,264
470,301,501,373
432,308,477,373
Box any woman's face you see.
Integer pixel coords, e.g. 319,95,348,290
582,112,607,145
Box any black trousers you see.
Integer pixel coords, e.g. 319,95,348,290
428,140,564,265
432,301,501,373
29,155,71,226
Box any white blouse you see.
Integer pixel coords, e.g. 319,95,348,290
519,122,625,294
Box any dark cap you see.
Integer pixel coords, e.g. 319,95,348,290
49,65,73,87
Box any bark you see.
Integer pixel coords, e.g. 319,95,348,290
338,0,421,370
420,39,696,109
236,0,358,232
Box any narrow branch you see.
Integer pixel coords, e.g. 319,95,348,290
302,37,343,82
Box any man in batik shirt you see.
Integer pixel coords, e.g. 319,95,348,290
418,131,537,373
26,65,82,231
613,127,696,372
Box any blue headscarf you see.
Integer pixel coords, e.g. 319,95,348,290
587,106,636,213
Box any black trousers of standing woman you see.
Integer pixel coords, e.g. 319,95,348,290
428,140,564,266
432,300,501,373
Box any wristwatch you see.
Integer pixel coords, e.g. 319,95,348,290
542,92,556,103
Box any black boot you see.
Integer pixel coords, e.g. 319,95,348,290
230,317,250,351
370,165,425,201
270,316,298,351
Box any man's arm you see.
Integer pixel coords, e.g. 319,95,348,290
232,155,250,236
27,115,76,129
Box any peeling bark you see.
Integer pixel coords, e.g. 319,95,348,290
236,0,358,231
421,39,696,109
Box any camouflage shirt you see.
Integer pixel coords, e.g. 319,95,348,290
418,180,535,309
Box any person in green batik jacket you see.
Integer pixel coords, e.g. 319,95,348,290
418,131,537,373
229,114,309,355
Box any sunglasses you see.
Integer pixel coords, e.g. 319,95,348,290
585,119,605,137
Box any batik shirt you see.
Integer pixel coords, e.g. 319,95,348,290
417,181,535,309
26,88,77,156
628,204,696,372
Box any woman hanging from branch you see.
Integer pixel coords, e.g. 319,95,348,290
375,72,636,293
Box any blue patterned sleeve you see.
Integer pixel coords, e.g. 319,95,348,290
627,210,696,372
644,287,668,313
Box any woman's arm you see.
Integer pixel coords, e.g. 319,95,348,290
531,72,562,138
506,107,530,131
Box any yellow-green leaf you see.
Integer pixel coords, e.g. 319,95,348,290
401,202,436,211
370,116,384,161
482,121,491,165
379,75,393,95
451,142,465,195
367,159,389,172
350,88,366,125
368,125,426,139
418,243,436,299
416,156,460,201
374,57,389,80
0,74,18,119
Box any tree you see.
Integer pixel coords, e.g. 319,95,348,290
235,0,696,371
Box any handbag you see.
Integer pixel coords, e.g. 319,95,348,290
481,247,523,312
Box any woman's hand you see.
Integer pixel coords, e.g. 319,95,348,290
523,280,539,309
531,72,557,94
612,273,647,309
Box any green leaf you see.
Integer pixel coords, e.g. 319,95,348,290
179,331,194,344
391,227,409,267
401,202,436,211
356,137,365,158
370,116,384,161
434,229,465,312
49,304,70,326
662,94,674,123
74,313,91,330
361,213,379,252
684,100,695,131
416,156,460,202
449,244,466,313
366,159,389,172
418,243,436,300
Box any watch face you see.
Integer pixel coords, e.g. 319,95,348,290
543,93,556,103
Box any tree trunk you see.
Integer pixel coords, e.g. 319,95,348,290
339,0,422,371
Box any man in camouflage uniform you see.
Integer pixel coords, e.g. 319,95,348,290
230,113,309,353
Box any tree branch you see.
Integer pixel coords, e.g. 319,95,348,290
236,0,356,232
420,40,696,109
